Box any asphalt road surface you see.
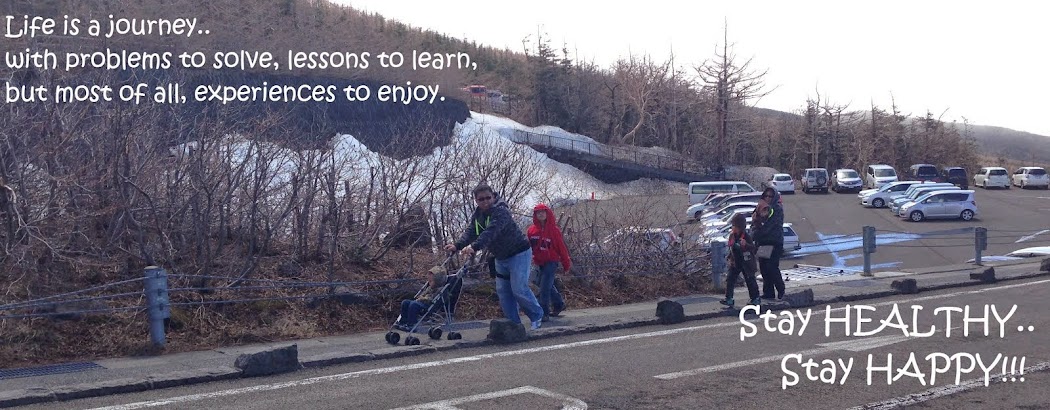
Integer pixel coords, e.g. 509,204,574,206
40,277,1050,410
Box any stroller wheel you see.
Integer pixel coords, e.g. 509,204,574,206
405,336,420,346
385,332,400,345
447,332,462,340
428,327,443,340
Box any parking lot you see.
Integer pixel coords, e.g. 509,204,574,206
564,185,1050,275
752,186,1050,272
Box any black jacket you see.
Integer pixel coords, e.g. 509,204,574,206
454,199,530,260
752,188,784,246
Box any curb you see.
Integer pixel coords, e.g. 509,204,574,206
3,269,1046,408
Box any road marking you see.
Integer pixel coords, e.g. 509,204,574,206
390,386,587,410
845,361,1050,410
1015,229,1049,243
87,279,1050,410
654,334,912,380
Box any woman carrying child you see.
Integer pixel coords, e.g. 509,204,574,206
720,213,761,308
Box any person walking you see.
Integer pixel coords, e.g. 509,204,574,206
527,203,570,321
445,184,544,330
752,187,786,299
720,213,761,307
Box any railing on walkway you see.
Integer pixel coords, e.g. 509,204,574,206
509,129,711,176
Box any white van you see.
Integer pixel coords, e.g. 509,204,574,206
688,181,755,204
865,165,899,189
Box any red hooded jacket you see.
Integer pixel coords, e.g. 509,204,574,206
527,203,572,271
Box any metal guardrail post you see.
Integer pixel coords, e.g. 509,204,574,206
862,226,876,276
143,266,171,348
974,227,988,265
711,240,727,291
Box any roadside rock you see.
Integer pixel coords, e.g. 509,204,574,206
1041,257,1050,272
655,299,685,324
783,288,815,307
234,345,301,377
969,267,996,283
891,278,919,294
487,319,527,343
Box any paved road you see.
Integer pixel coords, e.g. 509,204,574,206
37,277,1049,410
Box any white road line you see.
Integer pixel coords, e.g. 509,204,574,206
1015,229,1050,243
88,279,1050,410
390,386,587,410
845,361,1050,410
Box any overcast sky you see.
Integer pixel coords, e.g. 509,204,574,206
338,0,1050,136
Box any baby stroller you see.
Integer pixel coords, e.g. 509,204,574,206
385,255,472,345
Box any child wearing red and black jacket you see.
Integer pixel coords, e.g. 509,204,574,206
527,203,571,320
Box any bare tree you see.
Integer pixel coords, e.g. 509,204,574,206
694,24,772,172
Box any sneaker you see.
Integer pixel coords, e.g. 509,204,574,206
550,306,564,317
530,320,542,330
719,298,734,307
749,298,762,306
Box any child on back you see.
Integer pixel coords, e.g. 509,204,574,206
396,266,447,330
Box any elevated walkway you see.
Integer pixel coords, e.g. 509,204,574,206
509,129,722,183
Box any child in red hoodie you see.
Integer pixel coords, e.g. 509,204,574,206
527,203,571,320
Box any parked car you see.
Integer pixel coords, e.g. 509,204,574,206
702,207,757,230
907,164,942,183
698,221,801,254
941,167,969,189
590,227,681,253
1012,166,1050,189
974,167,1010,189
699,202,759,224
704,192,765,214
800,168,829,193
767,173,796,194
782,223,802,253
888,184,959,214
898,190,978,222
966,246,1050,263
685,193,732,219
865,164,899,189
859,180,922,208
831,168,863,193
688,181,755,204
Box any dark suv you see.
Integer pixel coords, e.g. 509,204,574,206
942,167,968,189
908,164,942,183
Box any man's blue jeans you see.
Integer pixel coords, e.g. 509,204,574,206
494,249,543,324
534,262,565,316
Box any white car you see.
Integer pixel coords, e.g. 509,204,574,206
685,193,733,220
1012,167,1049,189
703,207,757,230
859,181,922,208
700,202,759,224
698,222,801,254
767,173,796,194
974,167,1010,189
967,246,1050,263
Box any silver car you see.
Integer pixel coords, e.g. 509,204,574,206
898,190,978,222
